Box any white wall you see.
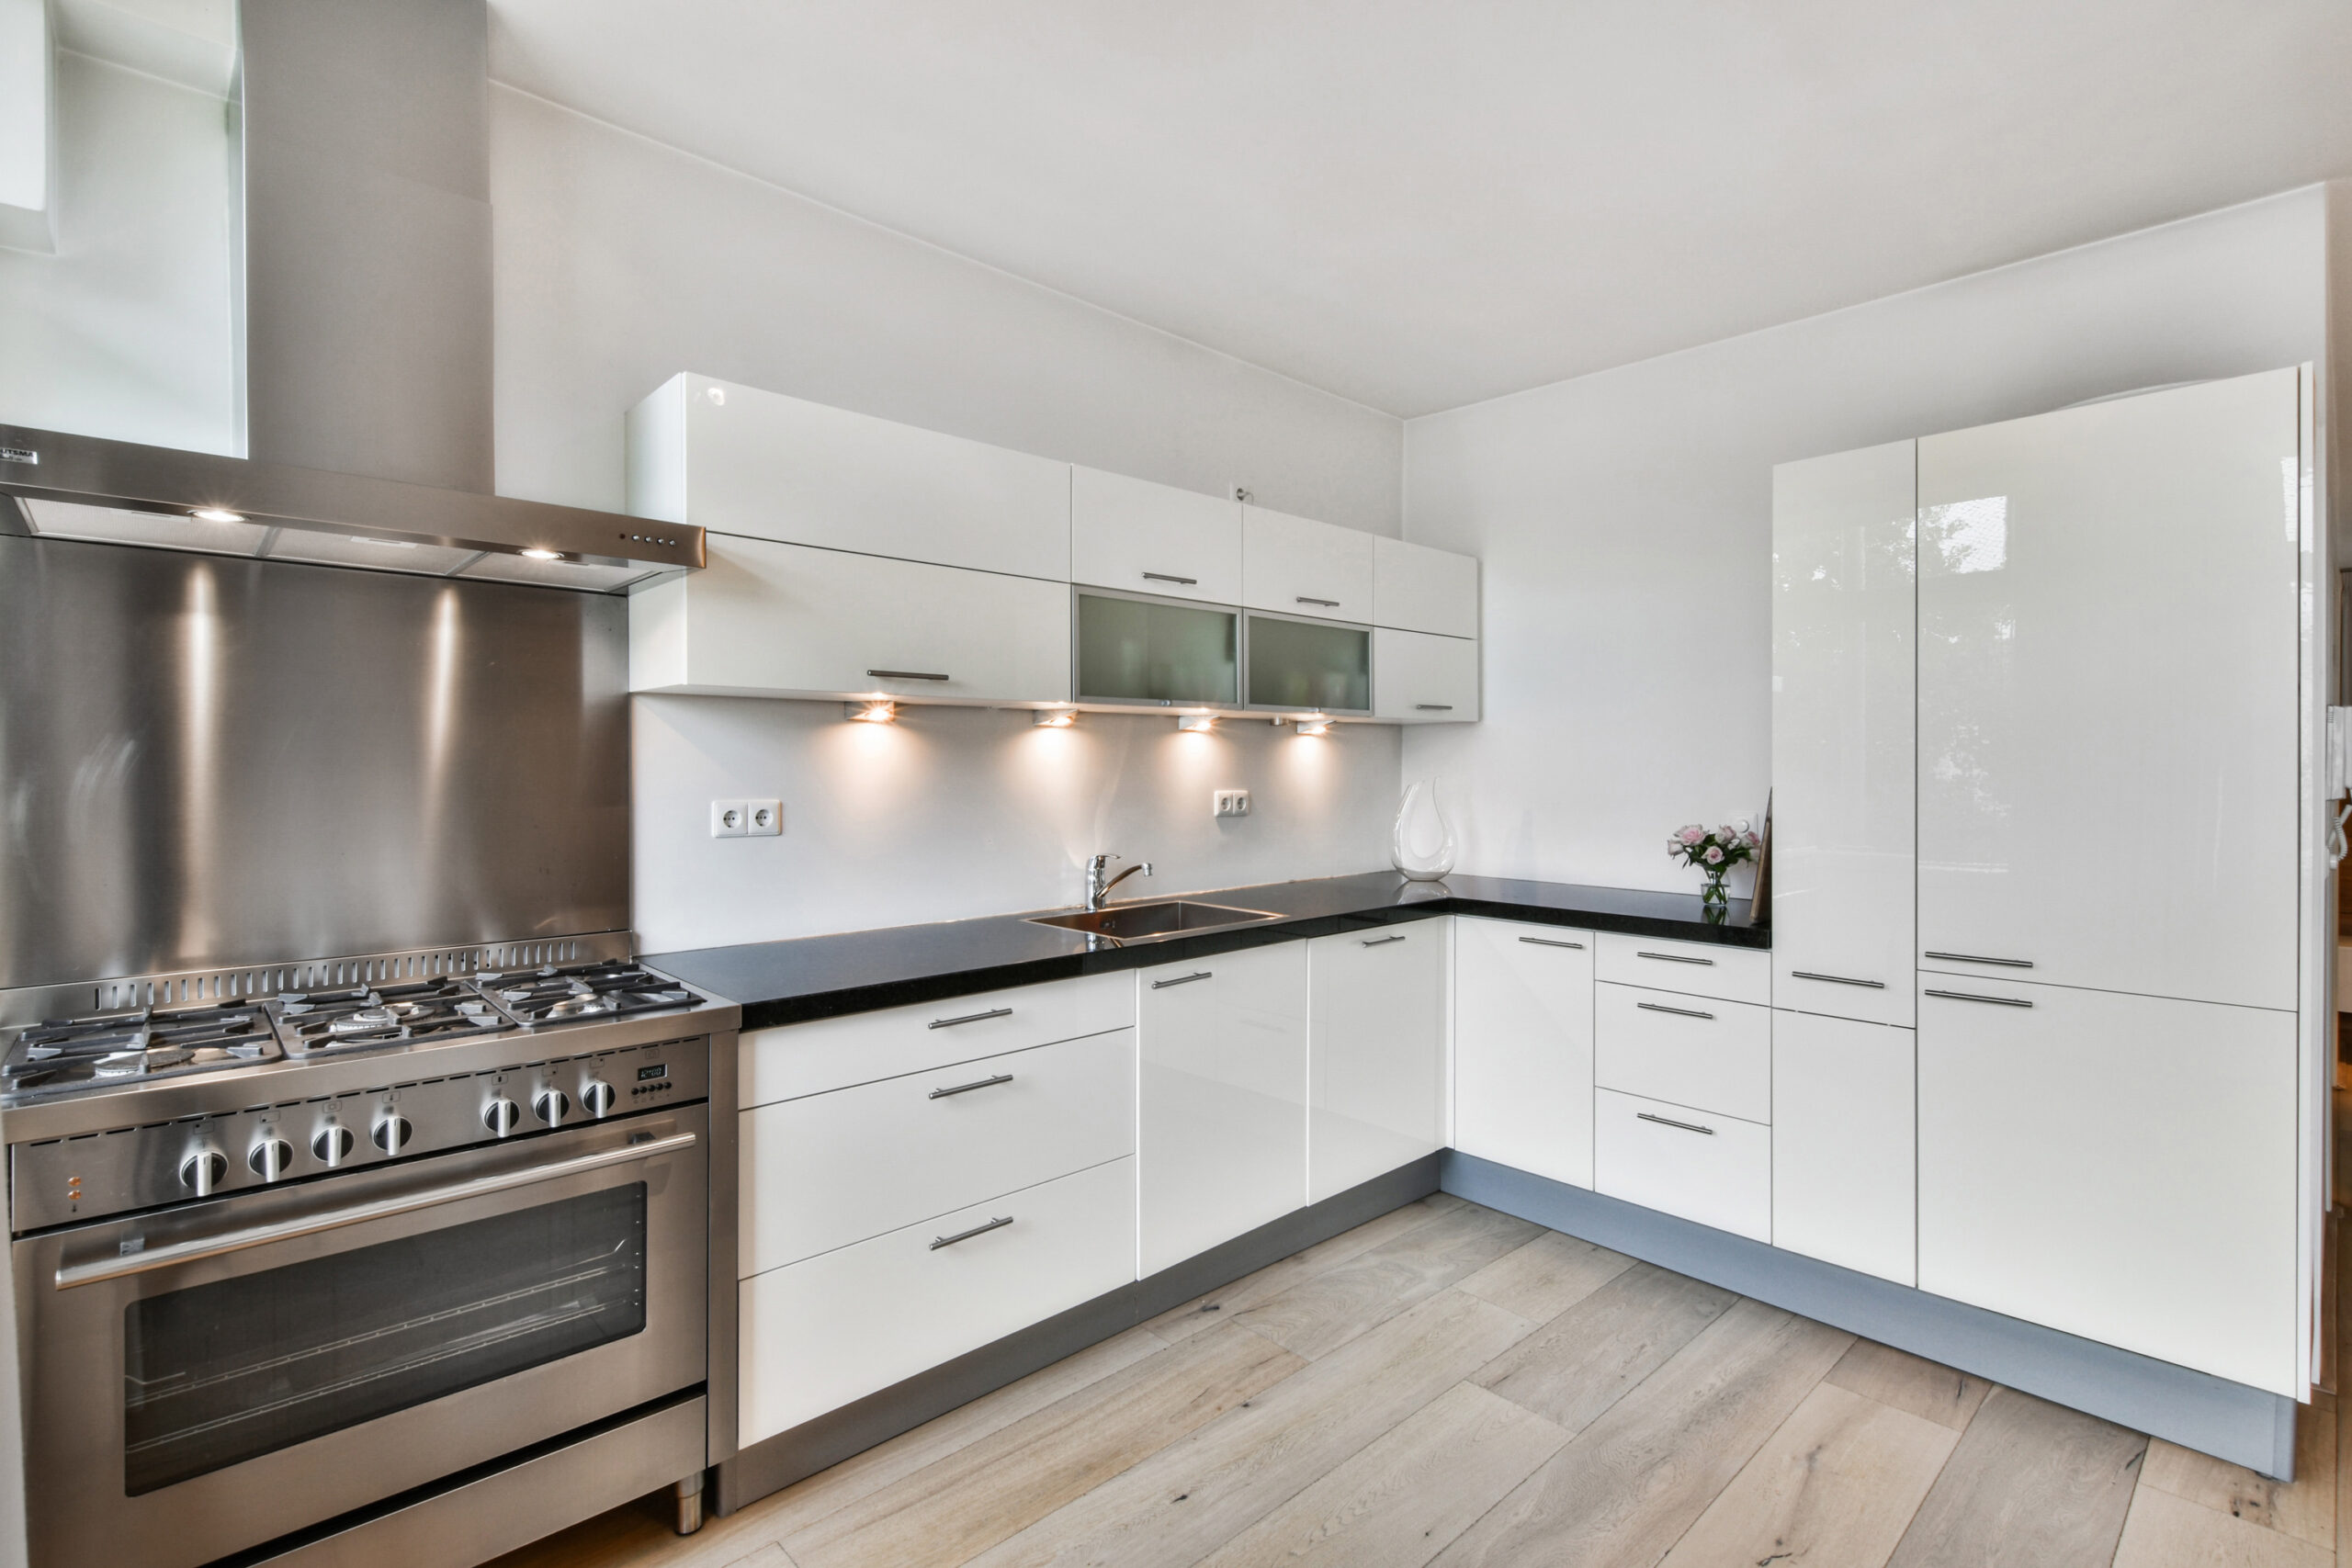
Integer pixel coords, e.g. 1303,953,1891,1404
634,700,1397,953
1402,186,2330,897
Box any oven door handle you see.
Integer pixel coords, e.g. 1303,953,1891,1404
53,1129,699,1291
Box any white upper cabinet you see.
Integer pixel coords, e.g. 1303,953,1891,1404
1917,369,2301,1010
630,535,1070,704
1070,467,1240,604
1373,627,1479,722
1453,919,1595,1189
628,372,1072,581
1770,439,1917,1027
1307,921,1448,1201
1373,537,1479,637
1242,504,1374,623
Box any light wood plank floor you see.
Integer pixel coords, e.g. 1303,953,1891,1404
492,1195,2348,1568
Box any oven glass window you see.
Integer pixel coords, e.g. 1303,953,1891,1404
121,1183,647,1495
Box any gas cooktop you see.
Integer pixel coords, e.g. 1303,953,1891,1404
1,1001,285,1096
477,960,699,1027
270,976,514,1055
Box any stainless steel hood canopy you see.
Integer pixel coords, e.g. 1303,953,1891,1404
0,423,702,592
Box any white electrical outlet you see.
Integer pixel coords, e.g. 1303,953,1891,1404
746,799,783,837
1214,789,1251,818
710,799,749,838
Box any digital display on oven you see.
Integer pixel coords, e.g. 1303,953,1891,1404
636,1064,668,1082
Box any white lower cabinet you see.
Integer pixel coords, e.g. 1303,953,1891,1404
1452,919,1595,1188
1593,983,1770,1124
1308,921,1449,1201
1771,1012,1915,1285
738,1156,1136,1445
1594,1088,1770,1242
1917,978,2298,1393
1136,945,1309,1277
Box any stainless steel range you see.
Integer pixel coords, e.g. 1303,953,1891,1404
2,944,739,1568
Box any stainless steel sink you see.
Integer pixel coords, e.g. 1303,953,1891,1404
1026,899,1284,940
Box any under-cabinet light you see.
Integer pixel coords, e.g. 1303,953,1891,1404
1176,714,1216,733
1295,716,1333,737
846,699,898,724
190,507,245,524
1032,708,1078,728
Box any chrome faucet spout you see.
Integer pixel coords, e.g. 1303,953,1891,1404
1085,853,1154,910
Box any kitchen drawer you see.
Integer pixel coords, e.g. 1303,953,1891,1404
1595,1088,1770,1243
740,973,1134,1108
1594,984,1770,1123
741,1029,1136,1276
1595,932,1770,1005
739,1156,1136,1444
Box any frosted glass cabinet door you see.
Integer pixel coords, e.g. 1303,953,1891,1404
1770,440,1916,1027
1453,919,1595,1188
1308,921,1448,1201
1136,944,1309,1277
1916,369,2301,1010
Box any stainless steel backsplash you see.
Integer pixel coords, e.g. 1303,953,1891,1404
0,536,630,989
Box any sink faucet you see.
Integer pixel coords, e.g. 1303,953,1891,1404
1086,853,1153,910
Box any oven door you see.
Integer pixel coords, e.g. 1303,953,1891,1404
17,1105,707,1568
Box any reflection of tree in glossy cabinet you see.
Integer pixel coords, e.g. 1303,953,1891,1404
1307,923,1449,1202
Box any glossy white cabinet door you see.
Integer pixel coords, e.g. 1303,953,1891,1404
1373,537,1479,637
1771,1012,1914,1285
628,372,1071,581
1917,369,2300,1010
1071,467,1241,604
1136,944,1309,1276
1771,440,1916,1027
1453,919,1595,1188
1917,977,2297,1393
1242,504,1374,623
1594,1089,1771,1242
1308,921,1448,1201
1373,627,1479,722
629,534,1071,705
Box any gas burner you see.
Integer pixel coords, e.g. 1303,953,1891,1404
3,1003,284,1097
474,961,698,1027
269,979,517,1055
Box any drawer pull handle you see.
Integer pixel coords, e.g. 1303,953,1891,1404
1518,936,1585,950
1151,971,1213,989
1637,1111,1715,1136
929,1073,1014,1100
866,669,952,682
930,1215,1014,1250
1925,988,2034,1009
1415,704,1454,711
1360,933,1408,947
1636,1001,1715,1021
1295,595,1341,608
1142,571,1199,586
1636,951,1715,965
1790,971,1886,989
929,1007,1014,1030
1924,951,2034,969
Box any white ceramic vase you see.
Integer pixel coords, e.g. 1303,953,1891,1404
1391,779,1457,881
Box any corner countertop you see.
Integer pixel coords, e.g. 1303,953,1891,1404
643,871,1767,1032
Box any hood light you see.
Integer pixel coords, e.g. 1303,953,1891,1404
845,699,898,724
190,507,245,524
1176,714,1216,733
1032,708,1078,728
347,536,417,548
519,547,563,560
1295,716,1333,737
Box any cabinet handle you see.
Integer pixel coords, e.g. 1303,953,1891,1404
1925,988,2034,1009
867,669,952,682
1295,595,1341,607
1923,951,2033,969
1636,1001,1715,1021
1359,933,1408,947
1150,971,1213,989
1789,971,1885,989
1636,951,1714,965
930,1215,1014,1250
1636,1111,1715,1136
928,1073,1014,1100
1415,704,1454,711
1518,936,1585,950
928,1007,1013,1030
1142,571,1199,586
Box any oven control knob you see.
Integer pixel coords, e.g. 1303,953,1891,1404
179,1150,228,1195
372,1115,413,1154
247,1138,294,1180
534,1089,571,1126
483,1098,520,1136
312,1126,355,1167
581,1080,616,1118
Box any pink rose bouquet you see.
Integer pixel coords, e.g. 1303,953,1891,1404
1667,820,1759,912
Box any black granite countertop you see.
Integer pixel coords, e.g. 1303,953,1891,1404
644,872,1766,1032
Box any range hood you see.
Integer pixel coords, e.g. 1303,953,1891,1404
0,423,702,592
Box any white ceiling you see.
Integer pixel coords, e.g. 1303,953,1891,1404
488,1,2352,418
